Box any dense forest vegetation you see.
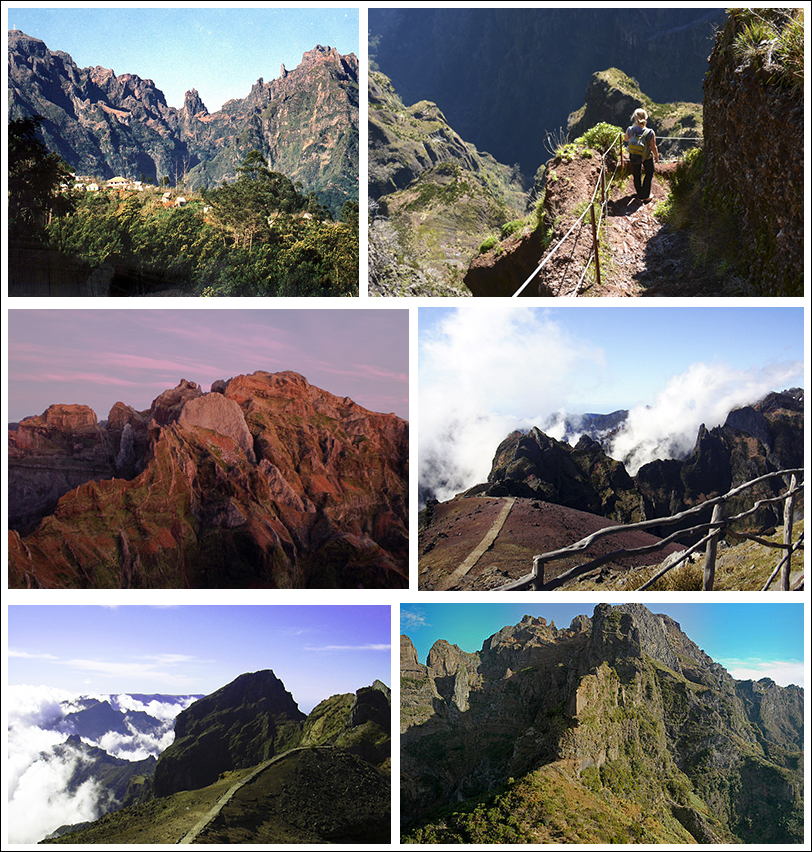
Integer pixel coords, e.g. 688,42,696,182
9,118,358,297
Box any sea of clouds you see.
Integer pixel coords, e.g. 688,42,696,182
7,684,198,845
419,310,801,503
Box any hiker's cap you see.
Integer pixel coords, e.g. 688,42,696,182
633,108,648,125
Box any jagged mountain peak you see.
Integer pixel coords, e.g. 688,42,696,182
401,604,804,843
9,369,408,589
7,30,358,211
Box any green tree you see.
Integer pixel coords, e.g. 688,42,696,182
8,115,75,238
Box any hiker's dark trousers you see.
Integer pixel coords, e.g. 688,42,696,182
631,158,654,200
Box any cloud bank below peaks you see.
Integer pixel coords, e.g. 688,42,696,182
608,361,803,474
7,685,197,844
419,308,605,503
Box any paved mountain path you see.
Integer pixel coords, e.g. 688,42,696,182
434,498,516,590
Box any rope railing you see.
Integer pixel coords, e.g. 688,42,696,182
493,469,804,592
512,131,621,298
512,131,702,297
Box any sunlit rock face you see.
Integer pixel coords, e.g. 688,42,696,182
401,604,804,845
7,30,359,214
8,371,408,589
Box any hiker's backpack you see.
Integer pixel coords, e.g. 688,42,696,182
627,126,653,160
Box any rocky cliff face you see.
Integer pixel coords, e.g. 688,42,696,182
8,370,408,589
152,670,305,798
370,8,724,180
300,680,391,769
702,9,803,295
9,404,113,530
7,31,358,212
152,669,391,799
401,605,803,844
467,389,803,539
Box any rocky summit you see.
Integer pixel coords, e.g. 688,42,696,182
401,605,804,844
8,370,408,589
45,670,392,845
8,30,358,212
419,389,803,591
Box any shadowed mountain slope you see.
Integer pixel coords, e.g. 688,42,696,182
45,669,392,844
401,604,803,844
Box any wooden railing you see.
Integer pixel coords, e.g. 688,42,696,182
495,469,803,592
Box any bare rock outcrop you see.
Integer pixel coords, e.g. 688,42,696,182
8,404,111,531
401,604,804,844
148,379,202,426
8,370,408,589
702,9,802,295
178,392,256,463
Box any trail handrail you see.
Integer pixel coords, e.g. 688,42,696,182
513,131,702,297
512,131,621,297
494,469,804,592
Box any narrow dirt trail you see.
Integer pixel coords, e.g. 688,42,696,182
528,156,728,297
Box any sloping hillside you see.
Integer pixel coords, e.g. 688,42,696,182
401,605,804,844
368,72,526,296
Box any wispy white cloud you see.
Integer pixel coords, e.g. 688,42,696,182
609,361,803,474
400,609,430,632
304,644,391,652
717,657,804,688
419,307,604,501
9,648,58,660
60,658,198,688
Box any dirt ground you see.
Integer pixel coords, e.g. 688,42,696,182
534,156,727,297
419,497,684,591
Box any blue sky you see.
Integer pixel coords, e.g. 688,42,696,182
6,308,409,422
418,306,805,499
419,306,804,415
400,602,805,688
8,605,391,712
6,5,359,111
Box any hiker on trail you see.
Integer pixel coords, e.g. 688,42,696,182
624,108,659,202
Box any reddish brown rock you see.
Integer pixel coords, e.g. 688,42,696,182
149,379,202,426
178,393,256,463
8,371,408,589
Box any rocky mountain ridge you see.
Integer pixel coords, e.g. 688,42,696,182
452,388,804,538
401,604,803,844
369,8,724,180
8,370,408,589
368,71,526,296
8,30,358,213
47,669,391,844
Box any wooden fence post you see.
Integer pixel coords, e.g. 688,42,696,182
781,474,797,590
702,503,724,590
532,556,544,591
590,204,601,288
